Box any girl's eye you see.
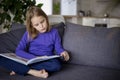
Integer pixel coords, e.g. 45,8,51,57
34,24,39,27
41,19,44,23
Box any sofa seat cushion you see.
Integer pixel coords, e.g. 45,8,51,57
63,22,120,70
0,64,120,80
59,64,120,80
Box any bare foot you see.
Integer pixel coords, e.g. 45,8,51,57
28,69,48,78
10,71,16,76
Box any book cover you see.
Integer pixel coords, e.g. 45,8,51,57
0,53,60,65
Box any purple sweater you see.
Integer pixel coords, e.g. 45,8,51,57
16,29,64,59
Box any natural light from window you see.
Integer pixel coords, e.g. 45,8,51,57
36,0,53,15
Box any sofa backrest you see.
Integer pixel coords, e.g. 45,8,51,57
0,28,26,53
63,22,120,70
0,22,65,53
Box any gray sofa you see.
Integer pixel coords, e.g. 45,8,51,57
0,22,120,80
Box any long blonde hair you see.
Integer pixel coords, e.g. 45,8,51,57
26,6,50,39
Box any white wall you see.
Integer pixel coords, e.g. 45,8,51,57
53,0,120,17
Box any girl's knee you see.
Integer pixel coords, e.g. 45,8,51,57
48,62,62,72
53,63,61,71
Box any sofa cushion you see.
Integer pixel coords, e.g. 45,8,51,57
52,22,65,41
10,22,65,39
13,22,66,41
0,28,26,53
63,22,120,70
0,22,65,53
0,64,120,80
10,22,26,31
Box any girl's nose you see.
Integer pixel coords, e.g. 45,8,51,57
39,24,43,28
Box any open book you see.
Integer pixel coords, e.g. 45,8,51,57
0,53,60,65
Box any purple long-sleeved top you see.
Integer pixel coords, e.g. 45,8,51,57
16,29,64,59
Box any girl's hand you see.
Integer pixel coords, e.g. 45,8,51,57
60,51,70,61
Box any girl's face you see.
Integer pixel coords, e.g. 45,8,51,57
31,16,48,33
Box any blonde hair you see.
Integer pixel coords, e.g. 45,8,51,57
26,6,50,39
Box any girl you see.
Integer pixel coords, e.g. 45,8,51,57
0,6,69,78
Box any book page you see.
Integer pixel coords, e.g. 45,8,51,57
0,53,28,65
27,55,60,65
0,53,60,65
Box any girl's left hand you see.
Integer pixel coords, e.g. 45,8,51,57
60,51,70,61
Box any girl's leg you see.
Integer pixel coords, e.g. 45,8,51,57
0,56,48,78
0,56,29,75
31,58,62,72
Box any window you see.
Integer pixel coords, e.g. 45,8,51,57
36,0,53,15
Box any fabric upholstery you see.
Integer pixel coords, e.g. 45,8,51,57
0,28,26,53
10,22,26,31
0,64,120,80
52,22,65,40
63,22,120,70
11,22,65,39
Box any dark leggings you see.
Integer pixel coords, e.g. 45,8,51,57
0,56,61,75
